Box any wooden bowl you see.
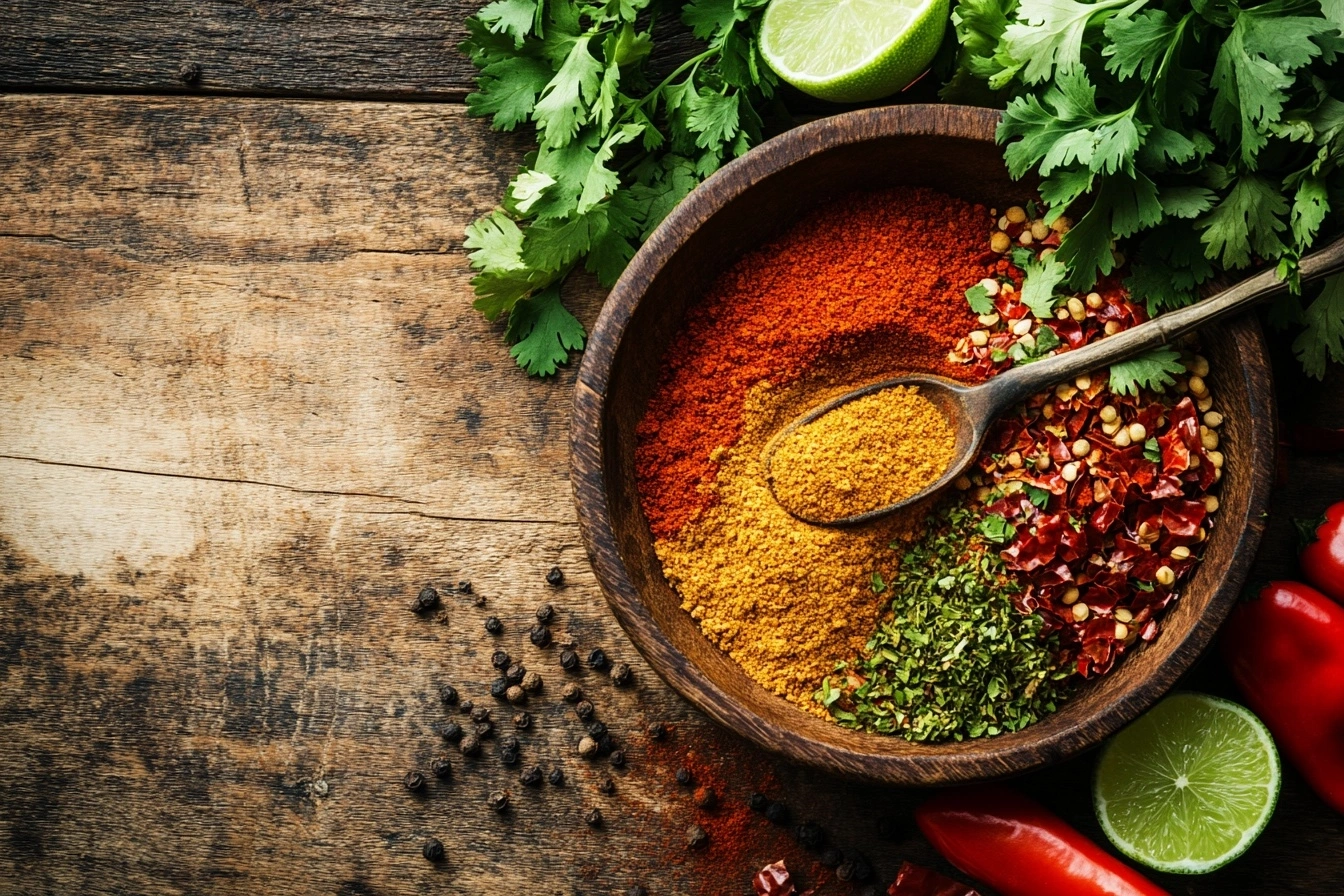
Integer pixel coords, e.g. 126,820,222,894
571,105,1275,785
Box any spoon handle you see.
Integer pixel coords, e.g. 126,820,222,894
980,233,1344,413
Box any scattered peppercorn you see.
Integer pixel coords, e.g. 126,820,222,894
459,699,474,715
598,776,615,794
437,684,459,706
692,786,717,809
484,616,503,635
675,768,693,786
536,603,555,624
686,825,709,849
819,847,843,868
471,706,492,723
748,792,768,812
500,747,519,766
646,721,667,740
562,682,583,703
437,721,464,743
457,581,473,595
459,734,481,756
546,566,564,586
430,757,453,780
488,790,510,812
491,649,511,670
609,662,632,686
529,623,552,648
585,808,603,827
413,585,440,613
587,648,608,670
794,822,825,850
764,801,791,826
836,862,855,883
490,678,509,700
505,663,526,685
575,700,595,721
474,721,494,739
586,720,608,739
506,685,526,704
513,711,532,730
578,736,600,759
499,736,519,752
609,750,626,768
627,888,648,896
403,771,426,792
521,765,544,787
521,671,543,693
560,650,580,671
597,733,617,755
422,838,445,862
548,768,565,786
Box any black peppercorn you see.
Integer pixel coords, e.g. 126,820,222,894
471,706,491,723
560,649,580,671
177,61,203,84
598,776,615,794
422,838,444,862
692,786,716,809
575,700,595,721
521,765,544,787
851,856,874,882
793,822,825,850
437,684,459,706
748,792,768,812
474,720,494,739
597,734,617,756
506,685,526,704
459,699,474,715
836,862,855,883
548,767,565,786
457,580,473,595
674,768,693,786
436,721,464,743
529,623,552,648
586,648,608,670
484,616,503,635
562,682,583,703
609,662,632,686
459,734,481,756
577,736,599,759
686,825,709,849
585,807,603,827
585,720,608,739
819,847,843,868
521,671,543,693
609,750,626,768
546,566,564,586
490,678,509,700
491,649,511,670
500,736,519,752
513,711,532,730
505,662,526,685
627,888,648,896
403,771,426,792
536,603,555,624
412,585,440,613
500,747,519,766
487,790,510,812
646,721,667,740
430,757,452,780
764,801,791,826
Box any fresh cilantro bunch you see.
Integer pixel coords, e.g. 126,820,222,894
946,0,1344,377
461,0,777,375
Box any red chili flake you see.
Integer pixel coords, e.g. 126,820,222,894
888,861,981,896
752,860,815,896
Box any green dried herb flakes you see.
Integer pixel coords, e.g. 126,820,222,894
816,507,1072,742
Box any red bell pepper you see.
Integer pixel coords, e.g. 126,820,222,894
1300,501,1344,603
1221,580,1344,813
915,786,1168,896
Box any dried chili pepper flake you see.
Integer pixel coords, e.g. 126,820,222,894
888,861,981,896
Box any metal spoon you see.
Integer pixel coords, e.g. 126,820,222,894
765,233,1344,526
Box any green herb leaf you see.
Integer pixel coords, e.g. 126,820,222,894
1143,438,1162,463
505,284,587,377
965,282,996,314
1019,252,1068,318
1107,346,1185,397
871,571,887,594
1293,274,1344,379
979,513,1016,544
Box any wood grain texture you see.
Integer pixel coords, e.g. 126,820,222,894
0,93,1341,895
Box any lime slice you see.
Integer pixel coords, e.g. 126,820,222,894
1094,692,1280,874
758,0,949,103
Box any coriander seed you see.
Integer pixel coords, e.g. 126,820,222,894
506,685,526,705
686,825,708,849
562,682,583,703
577,736,599,759
521,671,543,693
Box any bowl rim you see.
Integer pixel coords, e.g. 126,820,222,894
570,103,1275,784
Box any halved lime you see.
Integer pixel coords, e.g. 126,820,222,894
1094,692,1280,874
758,0,949,103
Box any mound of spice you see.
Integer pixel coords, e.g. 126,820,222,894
768,385,956,521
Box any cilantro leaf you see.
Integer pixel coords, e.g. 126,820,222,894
532,36,603,148
978,513,1016,544
1293,274,1344,379
467,56,554,131
505,285,587,377
1107,346,1184,397
1001,0,1145,85
1023,483,1051,509
476,0,538,47
1019,253,1068,318
1143,438,1162,463
1198,173,1289,269
965,282,996,314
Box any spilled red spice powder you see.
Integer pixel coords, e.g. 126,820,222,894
636,186,997,539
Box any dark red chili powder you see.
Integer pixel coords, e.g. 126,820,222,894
636,187,997,539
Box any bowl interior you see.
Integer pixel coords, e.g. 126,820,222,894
573,105,1273,784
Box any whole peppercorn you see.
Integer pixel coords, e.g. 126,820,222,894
490,678,509,700
586,648,609,670
505,663,526,685
646,721,667,740
500,747,519,766
627,888,648,896
521,671,543,693
513,711,532,730
692,786,716,809
575,700,595,721
819,847,843,869
609,662,632,687
560,649,580,671
674,767,693,786
585,807,603,827
471,706,492,723
484,616,503,635
459,734,482,757
474,721,494,739
403,771,426,792
597,734,617,756
748,792,768,812
422,838,445,862
488,790,510,812
764,801,791,826
548,767,565,786
437,721,464,743
505,685,526,705
500,736,520,752
793,822,825,850
598,776,615,794
491,649,511,670
577,736,600,759
836,862,855,883
458,699,474,716
457,580,473,595
412,585,440,613
562,682,583,703
437,684,459,706
521,765,544,787
529,623,552,648
585,720,608,739
609,750,626,768
430,757,453,780
536,603,555,624
546,566,565,586
686,825,709,849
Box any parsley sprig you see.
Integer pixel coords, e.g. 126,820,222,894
946,0,1344,377
461,0,777,375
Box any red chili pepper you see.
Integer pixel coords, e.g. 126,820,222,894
1300,501,1344,603
1221,581,1344,813
915,786,1169,896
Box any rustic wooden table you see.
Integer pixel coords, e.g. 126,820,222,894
2,5,1342,895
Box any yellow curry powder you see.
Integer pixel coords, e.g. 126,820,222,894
767,386,956,521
